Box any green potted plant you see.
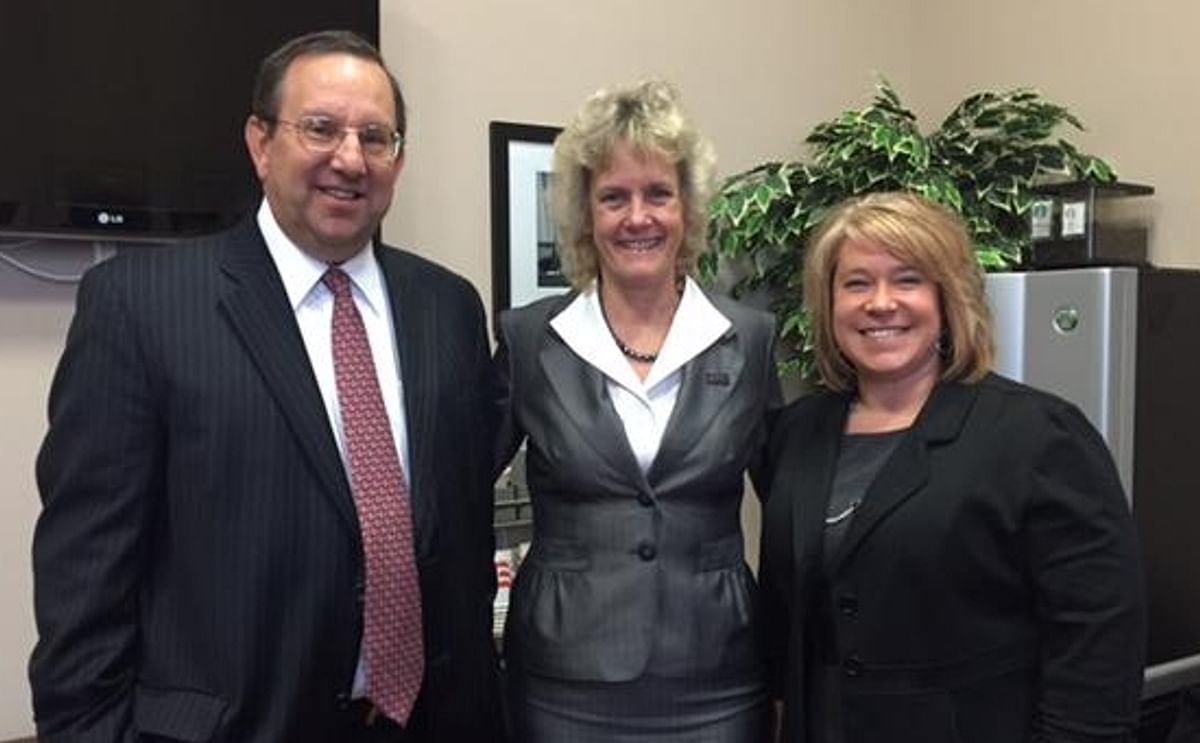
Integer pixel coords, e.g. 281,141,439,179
702,80,1116,379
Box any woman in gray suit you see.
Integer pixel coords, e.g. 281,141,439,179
494,80,779,742
759,192,1146,743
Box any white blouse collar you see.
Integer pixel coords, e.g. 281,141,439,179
549,276,732,396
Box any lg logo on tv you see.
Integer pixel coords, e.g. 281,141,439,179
96,211,126,226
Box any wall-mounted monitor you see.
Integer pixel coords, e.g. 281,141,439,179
0,3,378,242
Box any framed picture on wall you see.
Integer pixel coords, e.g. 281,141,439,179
489,121,566,322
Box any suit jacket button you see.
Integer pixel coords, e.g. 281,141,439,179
335,692,351,710
637,493,654,507
843,655,864,677
837,594,859,616
637,543,657,561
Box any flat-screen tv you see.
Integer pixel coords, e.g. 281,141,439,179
0,3,378,242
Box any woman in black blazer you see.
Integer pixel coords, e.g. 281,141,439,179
494,81,778,742
759,192,1146,743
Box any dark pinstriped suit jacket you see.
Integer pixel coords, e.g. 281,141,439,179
31,218,503,742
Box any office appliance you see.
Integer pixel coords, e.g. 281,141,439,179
986,267,1200,702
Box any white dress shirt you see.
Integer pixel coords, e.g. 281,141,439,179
257,200,409,699
549,277,732,473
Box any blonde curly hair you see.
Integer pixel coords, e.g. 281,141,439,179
550,80,717,289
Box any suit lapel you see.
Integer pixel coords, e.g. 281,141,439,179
647,330,744,484
792,395,851,570
378,248,439,556
216,220,359,537
828,381,978,574
538,333,643,480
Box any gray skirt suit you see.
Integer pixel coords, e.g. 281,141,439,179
493,287,779,742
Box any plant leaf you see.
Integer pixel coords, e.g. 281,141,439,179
707,79,1114,381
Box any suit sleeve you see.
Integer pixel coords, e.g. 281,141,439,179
461,285,502,596
464,287,510,743
491,312,526,480
748,312,782,498
757,404,806,743
31,265,159,743
757,402,801,700
1026,401,1146,742
757,514,790,702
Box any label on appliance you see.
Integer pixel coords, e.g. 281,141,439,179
1061,201,1088,238
1030,199,1054,239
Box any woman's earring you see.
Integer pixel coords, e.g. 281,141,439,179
935,332,951,358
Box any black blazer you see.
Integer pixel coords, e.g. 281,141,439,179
31,219,503,742
494,289,778,682
760,373,1145,743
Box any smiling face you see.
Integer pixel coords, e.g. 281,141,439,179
244,52,402,263
589,141,684,294
832,237,943,394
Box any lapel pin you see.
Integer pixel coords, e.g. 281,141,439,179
704,371,731,386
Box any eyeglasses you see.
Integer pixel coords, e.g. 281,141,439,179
267,115,403,163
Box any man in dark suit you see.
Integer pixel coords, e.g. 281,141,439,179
30,31,503,742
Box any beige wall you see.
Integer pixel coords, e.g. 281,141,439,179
380,1,918,283
1,0,1195,736
910,0,1200,268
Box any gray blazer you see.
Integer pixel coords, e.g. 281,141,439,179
494,289,779,682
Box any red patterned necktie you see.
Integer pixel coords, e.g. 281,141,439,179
323,267,424,725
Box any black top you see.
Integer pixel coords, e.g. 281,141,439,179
823,429,906,566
